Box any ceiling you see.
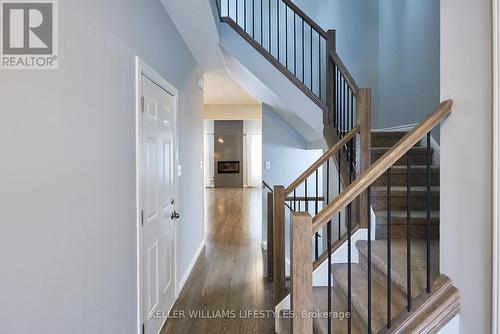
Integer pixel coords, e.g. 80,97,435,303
160,0,226,72
204,73,260,105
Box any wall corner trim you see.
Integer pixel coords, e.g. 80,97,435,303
493,0,500,332
178,238,206,294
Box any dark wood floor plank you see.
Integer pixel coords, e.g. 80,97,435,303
161,188,275,334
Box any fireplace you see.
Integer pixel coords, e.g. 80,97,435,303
218,161,240,174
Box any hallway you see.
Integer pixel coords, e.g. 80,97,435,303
161,188,274,334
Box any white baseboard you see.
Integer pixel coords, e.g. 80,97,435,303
178,238,206,294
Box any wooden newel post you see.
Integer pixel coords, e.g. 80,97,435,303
291,212,313,334
267,192,274,282
326,29,336,125
357,88,372,228
273,185,286,305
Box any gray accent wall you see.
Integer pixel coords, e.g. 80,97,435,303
214,120,244,188
292,0,440,131
0,0,204,333
378,0,440,130
292,0,380,127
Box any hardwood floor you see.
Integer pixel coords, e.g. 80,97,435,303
161,188,275,334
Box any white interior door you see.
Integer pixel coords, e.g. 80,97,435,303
140,74,177,334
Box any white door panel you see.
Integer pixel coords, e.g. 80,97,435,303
141,74,177,334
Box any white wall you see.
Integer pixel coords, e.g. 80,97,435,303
440,0,493,333
0,0,204,333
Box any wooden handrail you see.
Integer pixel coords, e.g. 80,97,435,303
281,0,327,39
330,50,360,94
285,126,359,195
312,100,453,233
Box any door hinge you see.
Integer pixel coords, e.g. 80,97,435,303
141,96,145,112
141,210,144,226
142,323,145,334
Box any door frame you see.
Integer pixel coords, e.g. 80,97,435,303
493,0,500,332
135,57,179,334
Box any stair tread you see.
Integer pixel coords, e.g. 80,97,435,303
332,263,406,333
374,210,440,226
356,240,439,299
312,287,361,334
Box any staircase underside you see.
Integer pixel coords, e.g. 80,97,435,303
220,19,326,144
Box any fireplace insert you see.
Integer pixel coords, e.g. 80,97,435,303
218,161,240,174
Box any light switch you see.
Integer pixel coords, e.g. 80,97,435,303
265,161,271,170
199,160,203,169
177,165,183,176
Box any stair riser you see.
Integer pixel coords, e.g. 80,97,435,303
372,196,439,211
371,133,407,147
371,138,407,148
373,173,439,187
371,152,431,166
375,224,440,240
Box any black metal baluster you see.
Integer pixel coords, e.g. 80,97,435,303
338,150,341,240
268,0,271,52
344,80,347,135
302,20,304,83
387,168,392,329
277,0,279,61
318,34,322,99
350,89,354,131
244,0,247,30
327,220,332,334
407,151,412,311
293,13,296,76
252,0,255,37
340,75,344,135
336,69,339,135
227,0,229,18
315,169,319,215
426,132,431,293
345,86,351,132
310,26,313,91
327,158,332,334
285,5,288,69
327,159,330,205
348,200,352,334
294,189,296,211
260,0,263,44
236,0,238,23
314,167,319,259
367,186,372,333
305,178,308,212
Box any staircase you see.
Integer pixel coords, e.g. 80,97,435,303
214,1,460,333
371,132,440,240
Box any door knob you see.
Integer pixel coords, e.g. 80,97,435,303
171,211,180,220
